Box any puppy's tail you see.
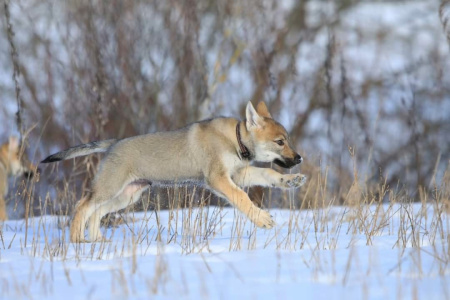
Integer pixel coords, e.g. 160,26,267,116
41,139,117,163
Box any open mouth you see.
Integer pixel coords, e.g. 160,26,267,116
273,158,297,169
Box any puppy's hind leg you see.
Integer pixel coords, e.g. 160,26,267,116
70,155,134,243
70,183,129,243
87,203,109,243
70,196,98,243
87,182,151,242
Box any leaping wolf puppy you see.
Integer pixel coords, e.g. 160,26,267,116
42,101,307,242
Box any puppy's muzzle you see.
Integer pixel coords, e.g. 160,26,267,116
274,154,303,169
294,154,303,164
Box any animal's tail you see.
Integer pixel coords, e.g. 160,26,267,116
41,139,118,163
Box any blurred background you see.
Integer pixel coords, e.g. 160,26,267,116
1,0,449,218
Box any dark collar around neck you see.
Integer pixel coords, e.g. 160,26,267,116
236,121,251,160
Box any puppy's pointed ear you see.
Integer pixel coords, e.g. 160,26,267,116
256,101,272,119
246,102,264,130
8,136,19,152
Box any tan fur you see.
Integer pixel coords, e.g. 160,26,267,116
0,137,37,221
44,101,306,242
256,101,272,118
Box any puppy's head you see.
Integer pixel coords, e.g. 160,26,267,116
245,101,303,168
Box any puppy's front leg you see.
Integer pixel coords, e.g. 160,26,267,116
232,166,307,188
208,174,275,229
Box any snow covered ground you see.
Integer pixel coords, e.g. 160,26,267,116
0,203,448,299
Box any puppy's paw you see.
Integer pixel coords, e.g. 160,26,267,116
282,174,307,188
251,208,275,229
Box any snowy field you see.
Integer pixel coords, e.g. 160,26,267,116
0,203,448,299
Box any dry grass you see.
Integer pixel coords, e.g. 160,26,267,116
1,173,449,298
1,143,448,297
0,174,448,298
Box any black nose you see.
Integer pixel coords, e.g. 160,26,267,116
294,154,303,164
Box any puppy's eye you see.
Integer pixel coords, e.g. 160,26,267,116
275,140,284,146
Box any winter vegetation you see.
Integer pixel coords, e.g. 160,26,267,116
0,0,449,299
